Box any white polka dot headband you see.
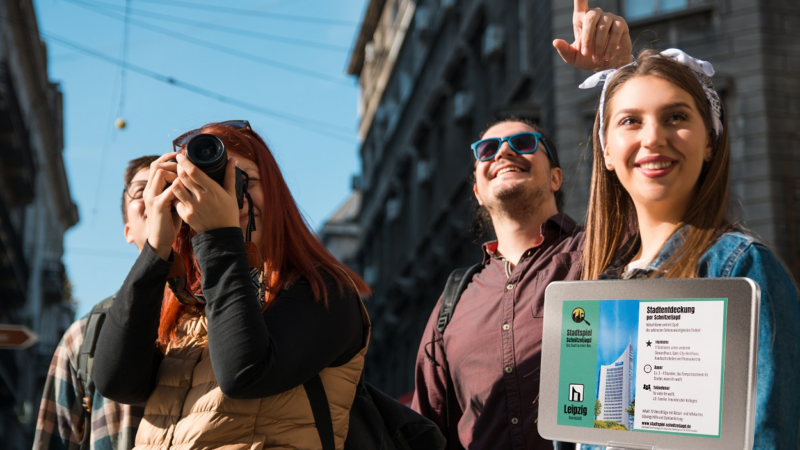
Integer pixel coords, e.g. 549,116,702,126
579,48,723,152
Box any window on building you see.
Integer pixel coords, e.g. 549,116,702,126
625,0,688,20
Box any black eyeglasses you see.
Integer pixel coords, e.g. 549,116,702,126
124,180,147,200
172,120,252,152
471,132,553,162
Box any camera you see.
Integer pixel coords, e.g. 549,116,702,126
185,134,245,209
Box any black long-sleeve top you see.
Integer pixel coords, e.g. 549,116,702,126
93,227,365,404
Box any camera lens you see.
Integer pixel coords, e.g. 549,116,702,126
187,135,224,164
186,134,227,185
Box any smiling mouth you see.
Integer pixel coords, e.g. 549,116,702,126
636,161,675,170
495,167,523,177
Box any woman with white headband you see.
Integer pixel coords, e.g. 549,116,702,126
580,49,800,447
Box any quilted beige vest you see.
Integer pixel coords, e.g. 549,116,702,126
134,299,370,450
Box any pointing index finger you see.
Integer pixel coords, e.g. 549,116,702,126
574,0,588,13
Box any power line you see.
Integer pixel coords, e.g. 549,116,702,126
89,1,130,222
122,0,360,27
62,0,353,86
0,11,356,141
35,30,357,142
76,0,350,53
118,0,132,117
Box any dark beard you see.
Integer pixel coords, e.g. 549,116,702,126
490,182,550,219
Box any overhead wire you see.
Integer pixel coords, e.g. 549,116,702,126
74,0,350,53
89,0,132,221
33,31,357,142
125,0,359,27
61,0,353,86
118,0,132,119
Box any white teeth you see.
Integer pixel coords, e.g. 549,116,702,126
639,161,674,170
497,167,521,176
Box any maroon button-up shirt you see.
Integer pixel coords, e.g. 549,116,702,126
412,213,585,450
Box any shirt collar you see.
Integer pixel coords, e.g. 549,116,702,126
602,225,690,278
480,213,578,265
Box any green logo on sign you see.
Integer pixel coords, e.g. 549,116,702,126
572,307,591,326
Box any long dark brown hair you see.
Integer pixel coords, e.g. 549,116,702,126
158,123,370,348
583,49,734,280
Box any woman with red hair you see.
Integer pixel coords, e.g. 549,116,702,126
93,121,371,450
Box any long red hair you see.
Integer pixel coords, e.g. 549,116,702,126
157,123,371,349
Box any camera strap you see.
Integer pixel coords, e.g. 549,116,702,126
241,172,257,243
166,173,264,308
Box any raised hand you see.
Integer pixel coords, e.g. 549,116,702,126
171,153,240,234
553,0,633,71
143,153,181,261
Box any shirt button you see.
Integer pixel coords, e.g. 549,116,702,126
503,324,510,331
511,417,519,425
506,284,514,290
505,366,513,373
180,379,189,388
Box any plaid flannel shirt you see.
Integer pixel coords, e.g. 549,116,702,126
34,315,144,450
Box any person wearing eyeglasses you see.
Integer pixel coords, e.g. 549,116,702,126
34,155,158,450
91,122,371,450
410,1,634,448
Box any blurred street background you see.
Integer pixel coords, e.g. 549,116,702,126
0,0,798,446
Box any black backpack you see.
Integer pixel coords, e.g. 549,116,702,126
304,373,446,450
428,264,483,450
302,264,485,450
427,264,576,450
75,295,116,449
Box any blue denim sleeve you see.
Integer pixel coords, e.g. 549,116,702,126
727,243,800,449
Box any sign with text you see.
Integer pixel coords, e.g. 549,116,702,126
557,299,727,438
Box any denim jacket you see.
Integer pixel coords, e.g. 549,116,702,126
582,230,800,449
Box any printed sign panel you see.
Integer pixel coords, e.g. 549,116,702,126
557,299,727,438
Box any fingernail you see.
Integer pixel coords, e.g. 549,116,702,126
176,154,184,161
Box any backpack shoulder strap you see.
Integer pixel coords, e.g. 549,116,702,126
76,294,115,448
305,375,336,450
77,295,115,393
436,263,482,334
432,263,482,450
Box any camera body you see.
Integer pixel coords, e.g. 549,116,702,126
185,134,245,209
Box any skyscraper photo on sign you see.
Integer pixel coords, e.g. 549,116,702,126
597,341,635,430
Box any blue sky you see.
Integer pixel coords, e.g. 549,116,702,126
596,299,639,391
33,0,368,317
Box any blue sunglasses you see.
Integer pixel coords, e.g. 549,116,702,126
471,132,553,162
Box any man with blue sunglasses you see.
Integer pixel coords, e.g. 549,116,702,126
412,1,634,449
413,118,581,450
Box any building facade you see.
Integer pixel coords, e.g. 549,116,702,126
0,0,79,446
318,178,363,274
597,342,634,429
346,0,800,398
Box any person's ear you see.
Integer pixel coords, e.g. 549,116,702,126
704,140,713,163
550,167,563,192
124,223,134,244
603,146,615,171
473,183,484,206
